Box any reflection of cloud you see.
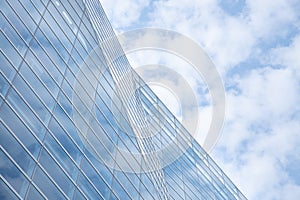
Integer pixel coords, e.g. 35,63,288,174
0,145,28,197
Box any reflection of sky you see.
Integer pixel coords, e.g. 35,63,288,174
100,0,300,199
1,1,118,198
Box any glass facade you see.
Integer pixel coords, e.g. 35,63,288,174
0,0,247,199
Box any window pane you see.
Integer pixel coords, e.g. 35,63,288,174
0,72,10,97
44,133,79,181
27,39,63,88
18,0,41,25
1,1,32,45
0,49,16,83
80,157,111,199
42,9,72,52
77,173,104,200
73,189,86,200
0,102,41,158
32,166,65,199
0,12,28,56
0,177,19,200
39,148,75,198
0,30,22,69
26,185,44,200
5,0,37,33
19,62,56,116
111,171,139,200
6,85,47,141
35,28,68,73
0,148,29,198
0,123,36,177
38,20,70,63
48,116,82,164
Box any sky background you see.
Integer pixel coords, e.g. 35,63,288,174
99,0,300,199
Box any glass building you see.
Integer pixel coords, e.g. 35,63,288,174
0,0,247,199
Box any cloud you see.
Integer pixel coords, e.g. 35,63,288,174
99,0,150,29
214,66,300,199
141,0,300,73
245,0,299,40
146,0,255,73
268,35,300,79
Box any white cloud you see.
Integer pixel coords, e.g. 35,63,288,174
245,0,299,40
268,35,300,79
99,0,150,28
214,66,300,199
147,0,255,73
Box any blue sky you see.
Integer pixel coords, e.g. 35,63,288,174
99,0,300,199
